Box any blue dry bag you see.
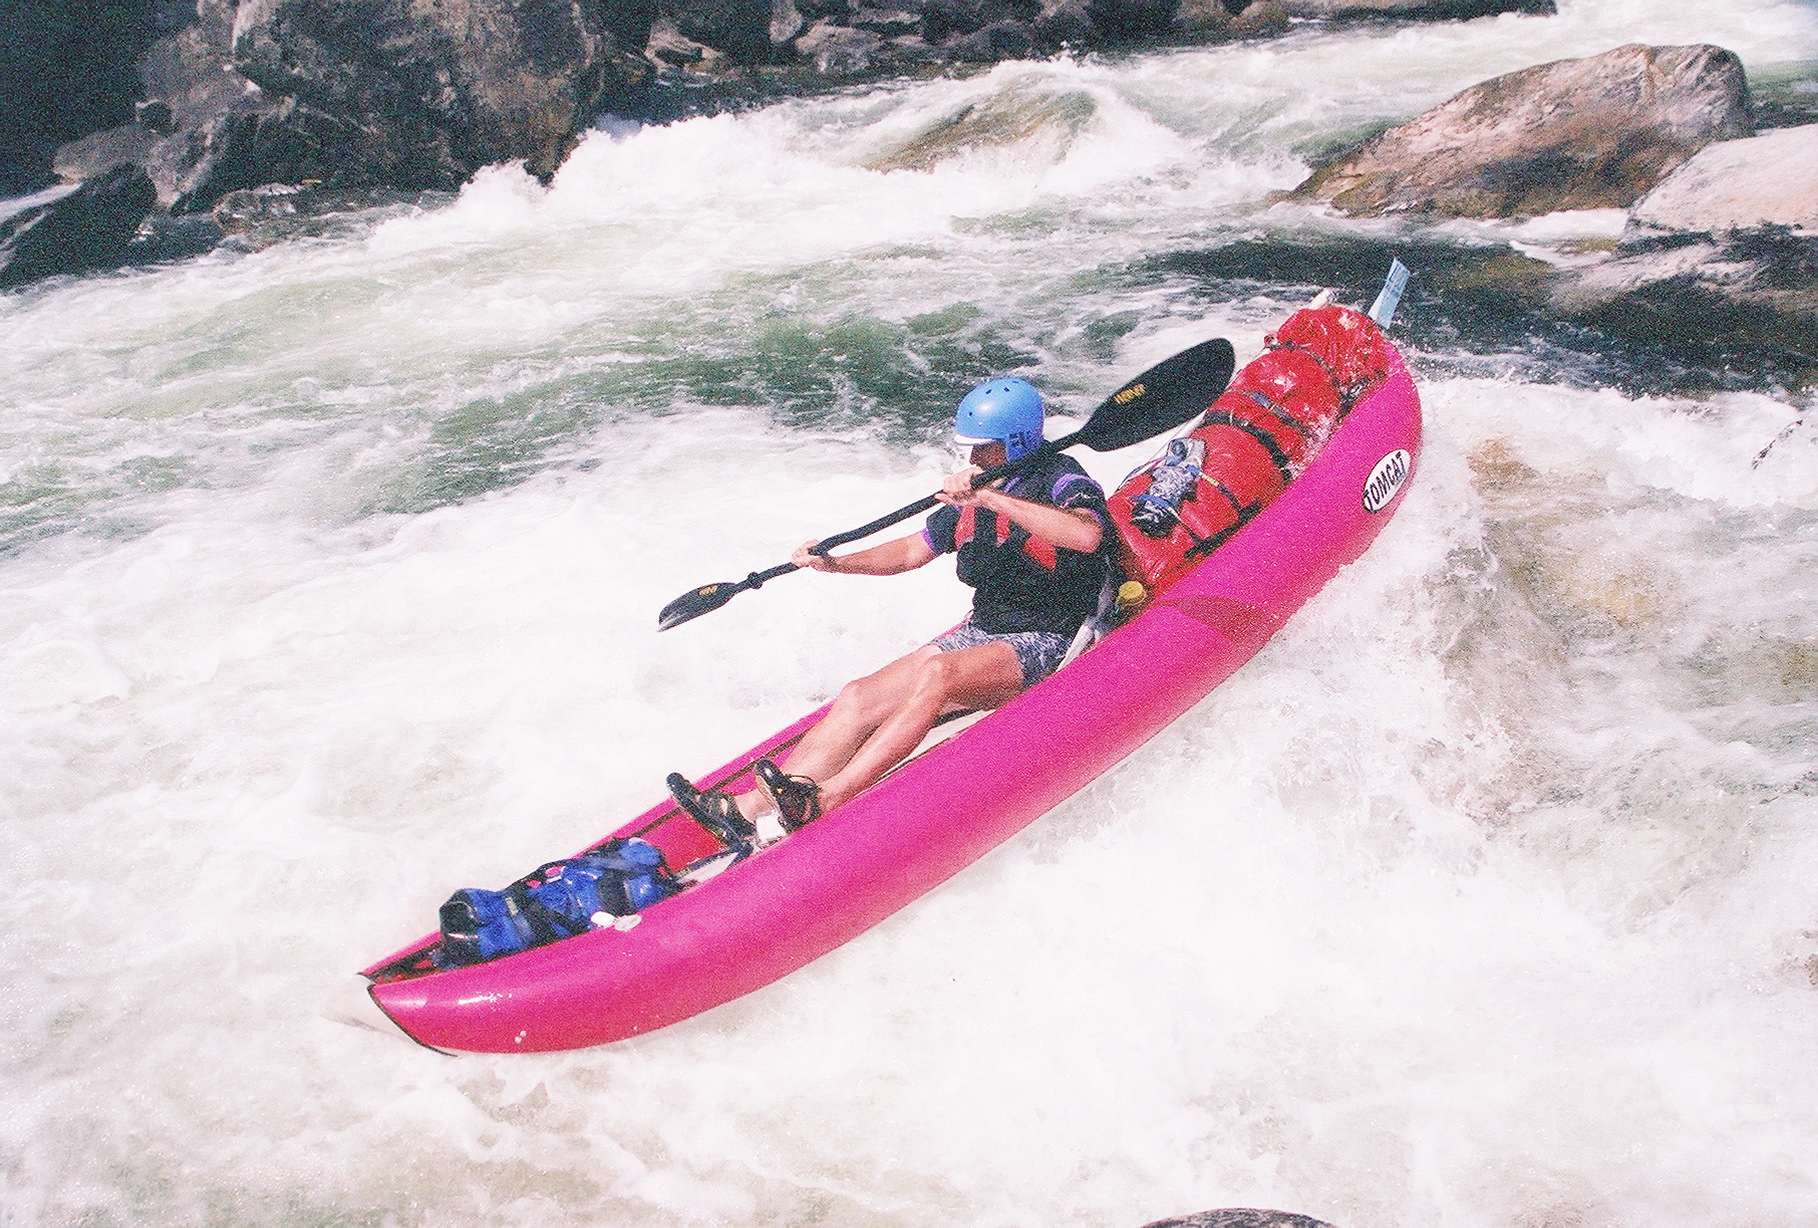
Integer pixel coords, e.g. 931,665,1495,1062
436,838,680,968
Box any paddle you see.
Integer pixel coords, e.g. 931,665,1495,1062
658,336,1237,631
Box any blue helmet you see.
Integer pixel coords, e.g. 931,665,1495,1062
953,377,1044,463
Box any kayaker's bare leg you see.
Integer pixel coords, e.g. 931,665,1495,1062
732,641,1023,820
727,645,939,821
810,640,1023,812
783,645,943,778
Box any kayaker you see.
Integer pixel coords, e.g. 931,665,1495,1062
668,377,1112,838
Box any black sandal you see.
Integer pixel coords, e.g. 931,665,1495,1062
666,773,758,850
754,758,822,831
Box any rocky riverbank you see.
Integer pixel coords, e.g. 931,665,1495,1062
1292,41,1817,368
3,1,1813,372
4,0,1543,286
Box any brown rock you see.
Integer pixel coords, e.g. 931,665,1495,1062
1296,43,1753,218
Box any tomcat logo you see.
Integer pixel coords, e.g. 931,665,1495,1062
1362,449,1411,513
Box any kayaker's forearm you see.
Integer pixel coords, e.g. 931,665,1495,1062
974,489,1104,553
804,533,935,575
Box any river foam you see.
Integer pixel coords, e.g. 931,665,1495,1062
3,5,1817,1226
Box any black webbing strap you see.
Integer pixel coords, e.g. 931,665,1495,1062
1266,338,1376,417
1201,407,1295,485
505,883,589,945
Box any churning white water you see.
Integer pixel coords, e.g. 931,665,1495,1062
3,0,1817,1224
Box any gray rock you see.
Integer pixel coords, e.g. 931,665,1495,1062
796,19,887,71
231,0,653,188
1296,43,1753,218
1547,224,1818,357
1086,0,1178,40
1623,123,1818,241
1537,125,1818,358
1141,1211,1339,1228
0,163,158,289
54,123,163,185
661,0,777,61
863,80,1096,168
1230,0,1290,35
1276,0,1549,16
646,18,729,69
1033,0,1097,46
1173,0,1238,40
951,19,1038,59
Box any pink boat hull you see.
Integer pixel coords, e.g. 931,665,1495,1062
363,340,1423,1053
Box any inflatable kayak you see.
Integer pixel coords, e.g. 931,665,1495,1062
362,302,1423,1053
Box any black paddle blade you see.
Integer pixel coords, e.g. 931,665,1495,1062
658,581,741,632
1073,337,1236,453
655,335,1235,631
659,561,800,631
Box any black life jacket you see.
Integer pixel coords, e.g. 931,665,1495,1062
928,453,1111,637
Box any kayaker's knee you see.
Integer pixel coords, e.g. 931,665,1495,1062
908,651,964,708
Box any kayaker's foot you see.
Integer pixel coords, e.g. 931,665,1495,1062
754,758,822,831
666,773,757,850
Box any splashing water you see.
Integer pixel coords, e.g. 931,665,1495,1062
3,3,1818,1225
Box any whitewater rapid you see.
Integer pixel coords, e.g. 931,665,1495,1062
3,1,1817,1225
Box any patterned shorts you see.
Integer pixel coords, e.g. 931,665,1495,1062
930,617,1071,688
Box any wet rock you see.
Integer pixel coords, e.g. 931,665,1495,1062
0,0,175,193
206,181,430,251
1276,0,1550,16
863,81,1096,168
53,123,163,185
1622,123,1818,240
0,163,157,289
1295,43,1753,219
1229,0,1290,35
952,19,1039,59
1548,224,1818,358
1086,0,1179,40
208,181,418,232
230,0,654,190
135,99,177,134
1033,0,1098,47
662,0,778,61
1544,125,1818,359
646,18,733,70
1140,1211,1339,1228
796,19,888,71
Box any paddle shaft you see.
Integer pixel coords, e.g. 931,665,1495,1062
658,336,1236,630
810,429,1089,555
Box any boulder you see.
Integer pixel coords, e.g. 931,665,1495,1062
1033,0,1097,46
1543,125,1818,358
1141,1211,1338,1228
1623,122,1818,240
1086,0,1178,40
0,163,157,288
660,0,778,61
1547,224,1818,358
230,0,655,189
1274,0,1549,16
795,18,887,70
951,18,1038,58
1295,43,1753,218
1229,0,1290,37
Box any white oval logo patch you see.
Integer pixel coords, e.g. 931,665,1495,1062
1362,449,1411,513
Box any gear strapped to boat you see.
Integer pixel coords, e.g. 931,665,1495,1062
435,838,680,967
1109,304,1391,594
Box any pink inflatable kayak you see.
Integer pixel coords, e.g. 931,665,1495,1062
362,310,1423,1053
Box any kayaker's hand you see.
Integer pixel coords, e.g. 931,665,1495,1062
938,465,987,506
793,540,838,571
